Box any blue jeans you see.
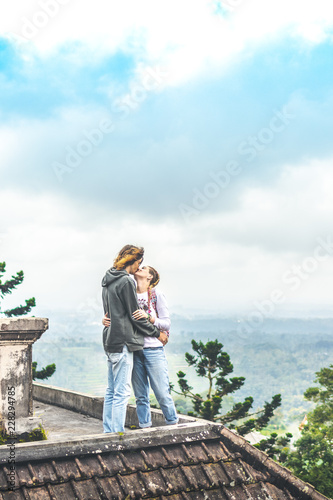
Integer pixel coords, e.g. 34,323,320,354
103,345,133,433
132,347,178,428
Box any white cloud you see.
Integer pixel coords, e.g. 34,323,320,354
2,0,333,88
1,0,333,318
1,156,333,317
185,158,333,253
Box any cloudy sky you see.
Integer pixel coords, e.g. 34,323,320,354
1,0,333,322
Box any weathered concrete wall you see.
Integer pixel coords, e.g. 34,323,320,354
33,383,104,420
0,318,48,433
33,382,196,427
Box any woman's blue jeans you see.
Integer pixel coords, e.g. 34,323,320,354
132,347,178,428
103,345,133,433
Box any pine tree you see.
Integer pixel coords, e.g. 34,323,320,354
174,339,281,435
0,261,36,316
0,260,56,381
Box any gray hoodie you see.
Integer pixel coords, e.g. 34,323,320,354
102,267,160,352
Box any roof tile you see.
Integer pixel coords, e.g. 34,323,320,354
70,478,101,499
0,421,328,500
159,494,189,500
138,469,167,497
74,456,104,478
50,458,81,482
282,486,297,500
201,462,230,487
0,490,25,500
118,450,147,472
117,471,146,498
183,442,210,462
23,486,53,500
161,445,186,466
26,462,58,486
140,448,169,469
167,492,227,500
96,454,110,475
45,483,57,500
239,482,267,500
158,466,188,494
99,452,128,475
179,464,199,490
221,459,249,485
50,482,76,500
203,491,229,500
261,481,294,500
97,476,125,499
204,441,233,461
184,464,212,489
238,458,268,484
222,484,250,500
14,464,34,488
0,468,11,492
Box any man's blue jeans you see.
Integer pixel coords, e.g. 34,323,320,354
132,347,178,428
103,345,133,433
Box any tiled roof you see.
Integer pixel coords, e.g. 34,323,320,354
0,422,329,500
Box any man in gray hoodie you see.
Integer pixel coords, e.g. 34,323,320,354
102,244,167,433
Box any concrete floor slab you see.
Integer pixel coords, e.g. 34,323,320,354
33,400,104,441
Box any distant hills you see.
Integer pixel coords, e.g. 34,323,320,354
33,313,332,426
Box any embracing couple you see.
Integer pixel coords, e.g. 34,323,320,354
101,244,178,433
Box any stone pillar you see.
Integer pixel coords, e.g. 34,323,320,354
0,317,48,435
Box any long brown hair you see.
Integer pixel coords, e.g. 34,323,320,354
113,245,144,270
147,266,160,308
147,266,160,288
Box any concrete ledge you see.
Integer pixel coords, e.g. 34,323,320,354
0,317,48,333
0,317,48,343
33,383,197,427
0,421,220,464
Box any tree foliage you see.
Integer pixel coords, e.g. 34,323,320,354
174,339,281,435
32,362,56,381
285,364,333,498
0,262,36,317
255,432,293,463
1,260,56,381
254,364,333,497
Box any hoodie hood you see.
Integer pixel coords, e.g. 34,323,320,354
102,267,129,287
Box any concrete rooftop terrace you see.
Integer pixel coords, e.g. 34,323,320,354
0,383,330,499
31,382,189,441
33,400,103,442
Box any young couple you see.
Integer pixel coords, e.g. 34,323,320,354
101,244,178,433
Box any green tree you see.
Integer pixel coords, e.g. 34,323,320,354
0,260,56,381
286,365,333,498
32,362,56,381
0,261,36,316
174,339,281,435
255,432,293,462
